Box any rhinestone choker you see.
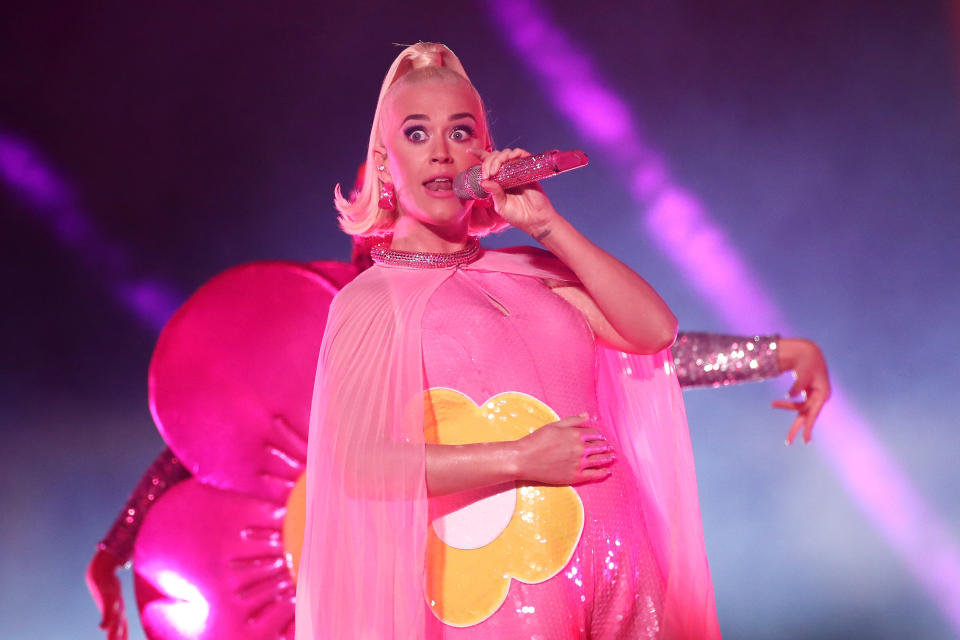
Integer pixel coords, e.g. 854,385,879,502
370,237,481,269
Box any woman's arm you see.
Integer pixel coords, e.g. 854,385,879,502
672,332,781,388
425,415,616,496
670,332,831,444
535,216,677,354
475,148,676,354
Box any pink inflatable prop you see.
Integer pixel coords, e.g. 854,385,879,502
133,260,356,640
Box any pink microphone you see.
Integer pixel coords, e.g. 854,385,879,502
453,149,589,200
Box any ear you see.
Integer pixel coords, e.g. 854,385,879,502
373,147,392,184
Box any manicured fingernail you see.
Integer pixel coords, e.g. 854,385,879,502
784,439,790,447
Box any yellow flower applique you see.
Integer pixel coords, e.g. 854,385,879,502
423,387,585,627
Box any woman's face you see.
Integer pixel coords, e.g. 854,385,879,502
379,77,487,229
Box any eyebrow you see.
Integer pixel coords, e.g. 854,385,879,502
401,112,478,125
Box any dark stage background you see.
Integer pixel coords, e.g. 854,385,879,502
2,2,959,639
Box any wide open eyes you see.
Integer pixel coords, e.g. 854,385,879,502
449,125,475,142
403,124,476,144
404,126,429,143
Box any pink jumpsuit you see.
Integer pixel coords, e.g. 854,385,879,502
420,268,664,639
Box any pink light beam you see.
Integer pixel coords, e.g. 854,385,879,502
0,131,182,333
486,0,960,633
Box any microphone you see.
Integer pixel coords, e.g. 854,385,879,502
453,149,589,200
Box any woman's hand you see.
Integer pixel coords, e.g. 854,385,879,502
467,147,561,236
772,338,831,445
515,413,616,485
86,547,128,640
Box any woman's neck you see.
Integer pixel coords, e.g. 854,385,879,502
389,214,471,253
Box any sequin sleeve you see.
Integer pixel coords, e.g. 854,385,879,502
97,447,191,566
672,332,781,388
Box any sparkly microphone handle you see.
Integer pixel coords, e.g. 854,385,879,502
453,149,589,200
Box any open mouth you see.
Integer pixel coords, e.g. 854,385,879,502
423,177,453,191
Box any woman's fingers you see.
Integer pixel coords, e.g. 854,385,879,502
578,467,614,483
774,385,829,445
487,148,528,177
785,414,805,445
773,400,807,445
467,147,496,180
577,428,606,444
802,390,828,443
787,376,803,398
480,180,507,210
553,413,590,427
471,147,530,180
521,413,618,485
771,400,804,411
776,396,827,445
583,443,613,456
583,451,617,467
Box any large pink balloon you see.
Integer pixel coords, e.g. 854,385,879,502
134,480,295,640
135,260,356,640
148,261,355,503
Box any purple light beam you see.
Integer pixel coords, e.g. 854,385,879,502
0,131,181,333
486,0,960,633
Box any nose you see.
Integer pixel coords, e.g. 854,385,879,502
430,137,453,164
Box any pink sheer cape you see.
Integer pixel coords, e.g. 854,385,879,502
294,246,720,639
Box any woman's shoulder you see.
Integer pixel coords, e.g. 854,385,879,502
473,244,576,284
330,266,389,308
330,264,446,316
482,245,558,260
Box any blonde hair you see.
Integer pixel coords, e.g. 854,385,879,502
335,42,507,237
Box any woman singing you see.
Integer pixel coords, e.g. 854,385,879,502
294,42,735,639
87,40,833,640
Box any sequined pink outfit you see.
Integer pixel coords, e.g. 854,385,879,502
420,268,664,638
99,331,780,571
295,246,721,639
96,256,774,640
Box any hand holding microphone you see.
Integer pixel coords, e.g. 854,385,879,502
459,147,589,238
456,148,589,200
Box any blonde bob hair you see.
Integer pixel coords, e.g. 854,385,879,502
335,42,508,238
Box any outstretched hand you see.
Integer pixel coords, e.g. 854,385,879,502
86,547,128,640
772,338,831,445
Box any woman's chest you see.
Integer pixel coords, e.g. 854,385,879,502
420,270,597,409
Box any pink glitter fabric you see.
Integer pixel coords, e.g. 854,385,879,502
99,331,778,572
420,269,664,638
672,332,780,389
294,246,719,639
